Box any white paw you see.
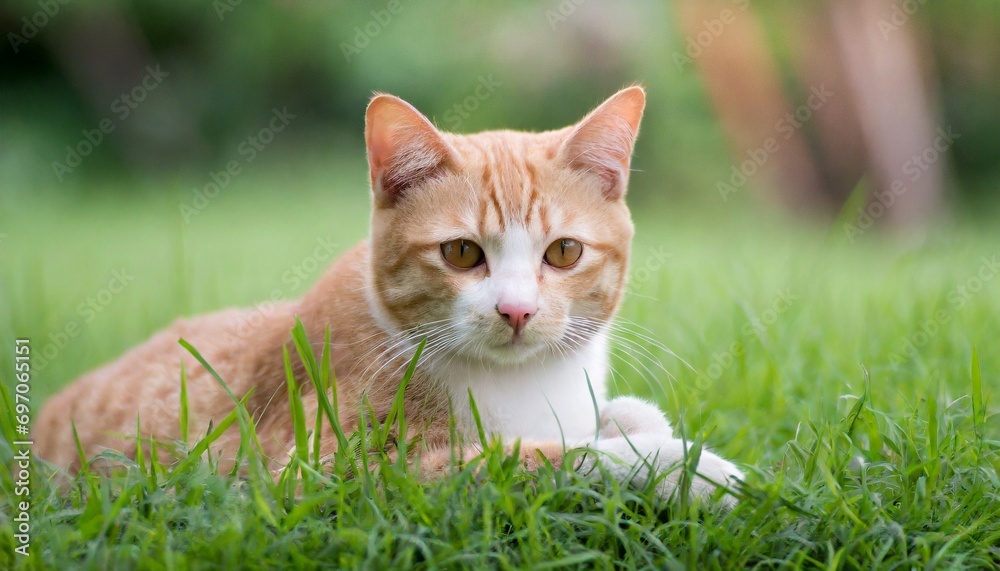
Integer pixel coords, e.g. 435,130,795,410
685,449,744,508
598,396,672,439
582,433,743,507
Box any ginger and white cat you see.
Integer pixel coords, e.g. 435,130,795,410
36,87,743,503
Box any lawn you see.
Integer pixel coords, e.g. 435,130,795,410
2,167,999,568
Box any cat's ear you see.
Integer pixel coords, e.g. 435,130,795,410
560,86,646,200
365,94,455,208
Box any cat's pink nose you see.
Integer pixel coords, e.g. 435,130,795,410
496,302,537,336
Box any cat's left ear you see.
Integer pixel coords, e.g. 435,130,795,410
561,86,646,200
366,94,456,208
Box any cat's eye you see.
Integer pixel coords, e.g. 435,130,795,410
441,239,485,269
544,239,583,268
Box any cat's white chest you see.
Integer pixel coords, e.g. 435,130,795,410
432,334,610,444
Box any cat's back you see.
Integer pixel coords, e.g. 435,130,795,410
35,303,297,468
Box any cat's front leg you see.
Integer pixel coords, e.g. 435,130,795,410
586,396,744,506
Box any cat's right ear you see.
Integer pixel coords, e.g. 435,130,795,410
560,86,646,201
365,94,455,208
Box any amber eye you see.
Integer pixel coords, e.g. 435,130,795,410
441,239,485,269
544,239,583,268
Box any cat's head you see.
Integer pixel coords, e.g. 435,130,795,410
364,87,644,366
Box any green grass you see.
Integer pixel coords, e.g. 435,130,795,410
2,170,1000,568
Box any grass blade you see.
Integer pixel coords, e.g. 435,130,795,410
168,389,253,478
972,346,984,430
178,338,238,403
387,338,424,464
926,379,940,486
134,413,145,472
284,345,310,475
71,420,88,472
315,327,333,464
289,318,349,457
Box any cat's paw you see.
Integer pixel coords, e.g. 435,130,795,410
684,449,744,508
598,396,672,439
581,433,743,508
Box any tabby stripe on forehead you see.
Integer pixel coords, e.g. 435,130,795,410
525,184,540,227
477,196,489,237
539,201,551,235
481,160,493,191
489,186,506,231
523,158,539,227
475,158,504,231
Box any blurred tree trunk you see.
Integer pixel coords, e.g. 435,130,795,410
830,0,943,230
676,0,944,233
675,0,830,214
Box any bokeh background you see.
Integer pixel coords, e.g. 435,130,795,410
4,1,999,211
1,0,998,428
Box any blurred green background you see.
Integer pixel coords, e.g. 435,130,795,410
3,0,998,208
1,0,999,414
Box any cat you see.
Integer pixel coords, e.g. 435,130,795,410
35,86,744,504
